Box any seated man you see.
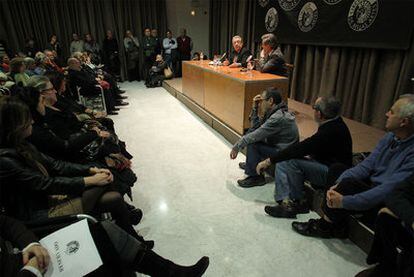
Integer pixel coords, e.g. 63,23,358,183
254,33,287,76
257,96,353,218
223,35,252,68
291,95,414,238
355,175,414,277
230,87,299,187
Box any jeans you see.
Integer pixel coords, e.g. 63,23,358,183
274,159,329,202
245,142,279,177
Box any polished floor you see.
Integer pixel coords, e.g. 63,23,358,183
112,81,369,277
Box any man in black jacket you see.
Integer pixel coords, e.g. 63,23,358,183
355,175,414,277
223,35,252,68
254,33,287,76
256,96,353,218
0,215,50,277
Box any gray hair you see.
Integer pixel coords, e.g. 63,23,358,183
232,35,243,43
261,33,278,49
398,94,414,127
315,95,341,119
24,57,35,67
27,75,50,92
34,52,47,64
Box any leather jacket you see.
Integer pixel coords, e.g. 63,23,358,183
0,147,90,220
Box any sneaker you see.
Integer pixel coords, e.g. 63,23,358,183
238,162,246,170
237,175,266,188
264,200,299,219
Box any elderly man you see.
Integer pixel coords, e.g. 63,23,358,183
291,95,414,239
70,33,84,55
223,35,252,68
231,87,299,187
255,33,287,76
177,28,193,77
257,96,353,218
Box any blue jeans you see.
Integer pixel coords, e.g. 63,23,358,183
274,159,329,202
245,142,279,177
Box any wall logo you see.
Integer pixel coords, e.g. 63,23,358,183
348,0,379,32
298,2,318,32
258,0,269,7
65,241,80,255
265,7,279,32
278,0,301,11
323,0,342,4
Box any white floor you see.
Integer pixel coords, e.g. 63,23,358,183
112,82,367,277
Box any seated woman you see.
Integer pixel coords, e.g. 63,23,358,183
0,97,150,247
355,175,414,277
146,54,167,88
9,57,30,86
0,215,209,277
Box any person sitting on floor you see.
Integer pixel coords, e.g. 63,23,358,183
230,87,299,187
290,94,414,238
0,215,209,277
146,54,167,88
256,96,353,218
355,174,414,277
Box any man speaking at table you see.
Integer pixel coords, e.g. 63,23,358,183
222,35,252,68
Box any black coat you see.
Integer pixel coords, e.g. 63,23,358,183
67,68,99,96
256,48,287,76
0,215,38,277
270,117,353,166
227,47,252,67
0,147,90,220
44,107,84,139
387,174,414,227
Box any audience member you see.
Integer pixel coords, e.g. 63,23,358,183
23,38,39,58
255,33,287,76
33,52,48,75
23,57,37,76
143,28,157,82
102,30,120,78
257,96,353,218
70,33,84,55
0,214,209,277
45,34,62,59
355,175,414,277
177,28,193,77
123,30,141,82
9,57,30,86
231,88,299,188
223,35,252,68
43,50,64,73
151,28,162,55
290,95,414,238
146,54,167,88
84,33,101,65
0,54,10,72
163,30,178,74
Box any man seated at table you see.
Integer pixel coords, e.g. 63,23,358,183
256,96,353,218
290,95,414,239
230,87,299,187
254,33,287,76
222,35,252,68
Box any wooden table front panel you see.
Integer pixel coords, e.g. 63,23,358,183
182,62,205,106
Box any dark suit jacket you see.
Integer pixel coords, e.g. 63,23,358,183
255,47,287,76
227,47,252,68
0,215,39,277
67,68,99,96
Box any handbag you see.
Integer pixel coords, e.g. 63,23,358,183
164,66,173,79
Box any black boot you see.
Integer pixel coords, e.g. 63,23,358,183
136,250,209,277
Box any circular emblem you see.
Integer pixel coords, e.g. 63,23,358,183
265,7,279,32
258,0,269,7
323,0,342,4
65,241,80,255
278,0,301,11
298,2,318,32
348,0,378,32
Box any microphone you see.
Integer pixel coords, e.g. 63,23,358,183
219,52,227,62
246,55,253,62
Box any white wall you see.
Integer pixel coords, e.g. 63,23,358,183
166,0,210,56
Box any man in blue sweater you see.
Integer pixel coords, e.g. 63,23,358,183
292,94,414,239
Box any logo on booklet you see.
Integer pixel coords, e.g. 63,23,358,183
65,240,80,255
278,0,301,11
258,0,269,7
265,7,279,32
298,2,318,32
348,0,379,32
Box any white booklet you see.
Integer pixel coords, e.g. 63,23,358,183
40,219,103,277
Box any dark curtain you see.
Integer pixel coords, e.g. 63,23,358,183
209,0,414,129
0,0,168,80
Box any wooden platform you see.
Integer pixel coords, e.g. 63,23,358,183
163,78,385,253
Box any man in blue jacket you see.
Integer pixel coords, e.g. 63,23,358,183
292,94,414,239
